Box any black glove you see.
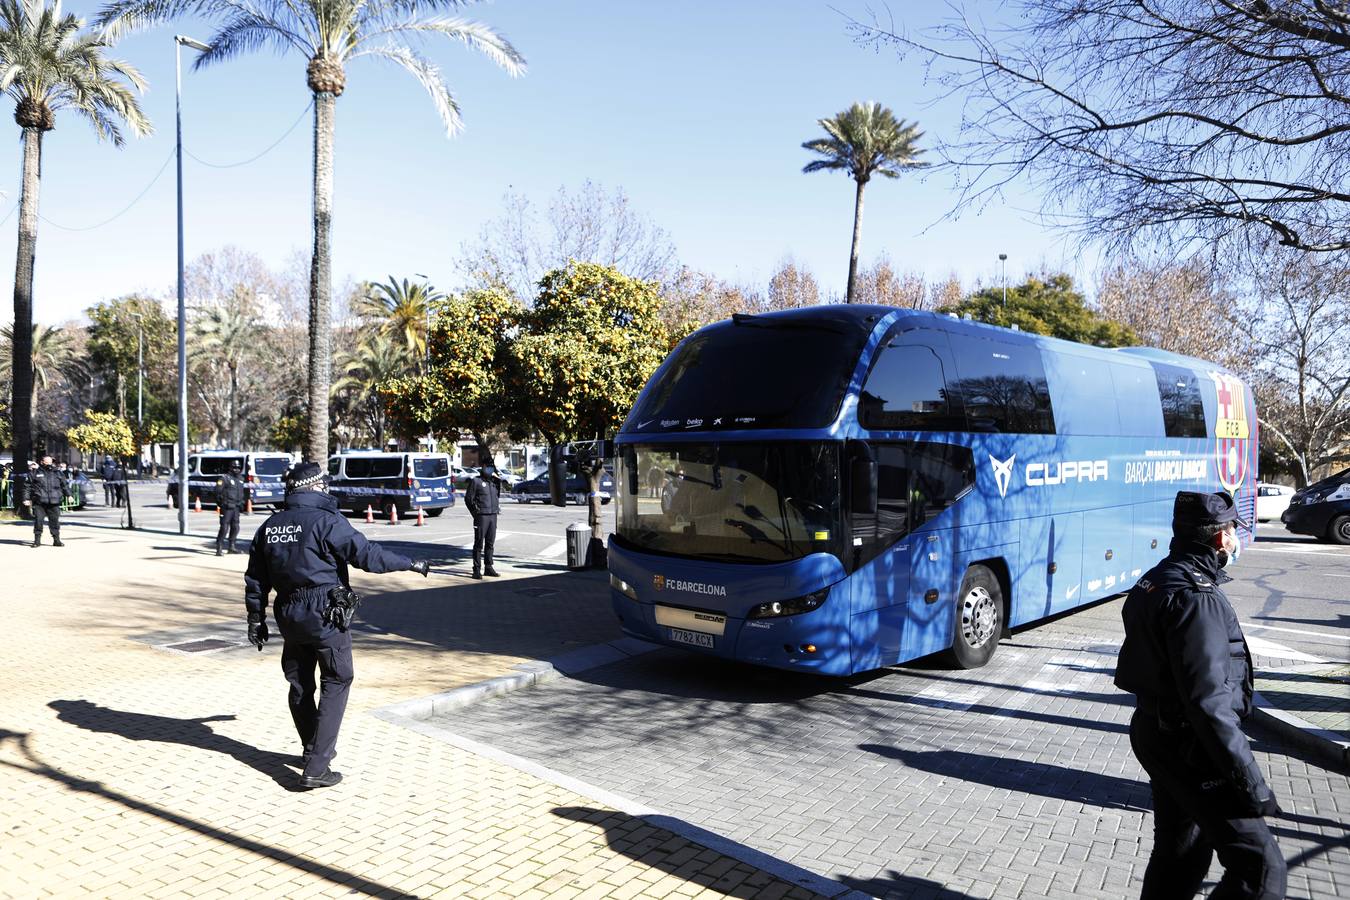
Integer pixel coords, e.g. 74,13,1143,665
409,559,429,577
247,618,269,651
1253,790,1281,818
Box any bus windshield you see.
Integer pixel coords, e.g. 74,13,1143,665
616,442,843,564
623,318,870,432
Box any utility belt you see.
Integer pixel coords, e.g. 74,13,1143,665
277,585,339,607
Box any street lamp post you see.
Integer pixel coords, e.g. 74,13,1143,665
131,311,143,476
998,253,1008,308
176,34,211,535
415,272,434,452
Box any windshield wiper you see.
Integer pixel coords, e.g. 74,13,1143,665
724,517,789,552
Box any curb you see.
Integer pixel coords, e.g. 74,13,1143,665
1253,691,1350,771
373,637,868,900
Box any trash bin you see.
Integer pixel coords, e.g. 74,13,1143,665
566,522,591,570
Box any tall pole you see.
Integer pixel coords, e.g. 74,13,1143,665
998,253,1008,308
175,35,210,534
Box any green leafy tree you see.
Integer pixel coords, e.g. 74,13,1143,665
802,102,927,303
191,303,258,448
2,0,150,473
86,295,173,420
1,322,82,415
67,409,135,460
99,0,525,466
269,413,307,454
506,261,667,544
939,273,1139,347
355,276,445,363
382,287,520,458
332,331,413,449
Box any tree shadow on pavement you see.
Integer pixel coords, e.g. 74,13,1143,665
550,805,849,899
859,744,1151,812
837,870,977,900
0,728,416,897
48,699,297,790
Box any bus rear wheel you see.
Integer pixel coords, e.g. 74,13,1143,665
948,564,1003,669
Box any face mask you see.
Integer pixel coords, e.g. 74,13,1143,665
1217,527,1240,568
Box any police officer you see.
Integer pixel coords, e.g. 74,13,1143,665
22,456,66,548
216,461,247,556
114,459,130,508
244,462,429,789
1116,491,1285,899
100,455,117,506
464,463,503,579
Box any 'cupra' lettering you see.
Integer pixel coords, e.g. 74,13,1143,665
1025,460,1109,485
265,523,304,544
665,579,727,596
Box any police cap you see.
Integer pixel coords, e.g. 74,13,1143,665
285,462,325,491
1173,490,1248,531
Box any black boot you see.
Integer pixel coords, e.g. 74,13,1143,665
215,546,223,557
471,569,483,580
298,769,342,789
52,536,64,547
228,544,239,554
484,566,500,577
31,534,40,548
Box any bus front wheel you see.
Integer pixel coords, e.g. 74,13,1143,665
948,565,1003,669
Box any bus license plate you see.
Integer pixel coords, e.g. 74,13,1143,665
669,628,714,649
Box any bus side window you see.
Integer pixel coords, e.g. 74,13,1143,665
1150,363,1208,438
859,341,962,431
1110,364,1165,436
951,339,1056,434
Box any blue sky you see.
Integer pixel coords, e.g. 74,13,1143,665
0,0,1096,326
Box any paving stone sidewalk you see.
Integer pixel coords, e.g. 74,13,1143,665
0,523,828,899
1255,664,1350,767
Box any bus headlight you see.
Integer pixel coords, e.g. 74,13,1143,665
748,587,829,619
609,573,638,601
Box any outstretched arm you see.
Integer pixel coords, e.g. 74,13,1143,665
327,515,415,574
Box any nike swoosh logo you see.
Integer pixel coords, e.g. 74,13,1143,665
1066,584,1079,599
638,420,654,429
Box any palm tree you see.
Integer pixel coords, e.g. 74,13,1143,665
97,0,526,464
802,102,927,303
191,304,256,448
354,275,445,363
332,331,412,449
0,322,84,413
0,0,150,472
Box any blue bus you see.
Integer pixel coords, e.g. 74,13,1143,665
607,305,1258,675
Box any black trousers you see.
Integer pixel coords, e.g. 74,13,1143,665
1130,710,1286,900
275,590,353,778
104,483,116,505
216,506,241,551
31,502,60,538
473,513,497,571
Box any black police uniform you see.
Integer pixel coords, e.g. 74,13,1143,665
24,465,66,547
100,457,117,506
1116,492,1285,900
244,476,416,784
464,471,501,577
216,470,247,555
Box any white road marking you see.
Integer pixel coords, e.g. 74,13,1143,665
539,539,568,558
1244,634,1327,663
1248,545,1350,557
1241,621,1347,640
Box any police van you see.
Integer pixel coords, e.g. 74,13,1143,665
1282,467,1350,544
327,451,456,517
168,450,295,509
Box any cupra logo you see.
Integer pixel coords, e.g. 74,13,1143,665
989,454,1016,499
652,574,665,591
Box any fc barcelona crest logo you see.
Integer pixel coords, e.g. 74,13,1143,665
652,574,665,591
1209,372,1250,492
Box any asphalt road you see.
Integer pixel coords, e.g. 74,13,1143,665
65,480,616,564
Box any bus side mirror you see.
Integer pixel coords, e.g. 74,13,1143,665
850,458,877,515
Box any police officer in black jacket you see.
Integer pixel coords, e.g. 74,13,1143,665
22,456,67,548
244,462,429,789
464,463,503,579
216,461,247,556
1116,491,1285,900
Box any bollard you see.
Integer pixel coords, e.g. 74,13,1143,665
365,504,374,524
415,506,425,526
388,503,399,525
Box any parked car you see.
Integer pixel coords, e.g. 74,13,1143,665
1255,483,1296,522
451,466,479,490
512,470,613,504
167,451,295,509
328,451,456,517
65,469,93,509
1282,467,1350,544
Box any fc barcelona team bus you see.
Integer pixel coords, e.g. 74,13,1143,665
607,305,1257,676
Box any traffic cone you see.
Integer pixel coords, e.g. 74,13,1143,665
388,504,399,525
245,497,253,515
194,495,202,513
415,506,425,527
364,504,374,524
